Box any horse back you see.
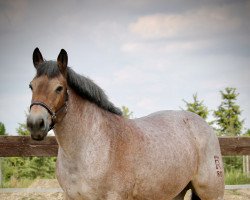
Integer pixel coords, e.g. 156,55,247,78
133,110,219,150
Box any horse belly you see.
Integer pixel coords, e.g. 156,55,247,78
132,133,198,199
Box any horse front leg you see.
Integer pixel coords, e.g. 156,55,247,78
106,191,123,200
63,193,75,200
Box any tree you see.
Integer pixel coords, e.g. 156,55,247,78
16,123,30,136
213,88,244,175
243,129,250,136
0,122,6,186
0,122,6,135
0,122,6,187
121,106,133,119
182,93,209,120
213,87,244,136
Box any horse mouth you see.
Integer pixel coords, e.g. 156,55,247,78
30,131,48,141
27,110,51,141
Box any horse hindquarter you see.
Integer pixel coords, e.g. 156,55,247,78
134,111,224,200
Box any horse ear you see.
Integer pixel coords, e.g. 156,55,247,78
57,49,68,74
33,48,44,69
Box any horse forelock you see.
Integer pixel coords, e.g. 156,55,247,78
35,61,122,116
36,61,60,78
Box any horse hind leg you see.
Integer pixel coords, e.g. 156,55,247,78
175,155,224,199
190,156,224,200
190,125,224,199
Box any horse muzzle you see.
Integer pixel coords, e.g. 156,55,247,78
27,107,51,141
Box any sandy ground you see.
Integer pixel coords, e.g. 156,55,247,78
0,179,249,200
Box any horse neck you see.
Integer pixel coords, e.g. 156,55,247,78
54,88,122,157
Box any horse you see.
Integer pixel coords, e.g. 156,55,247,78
27,48,224,200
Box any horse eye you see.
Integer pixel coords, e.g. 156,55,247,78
29,84,33,90
55,86,63,93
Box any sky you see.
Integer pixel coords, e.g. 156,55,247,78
0,0,249,135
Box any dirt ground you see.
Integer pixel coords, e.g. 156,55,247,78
0,179,249,200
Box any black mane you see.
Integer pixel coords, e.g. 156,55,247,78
36,61,122,115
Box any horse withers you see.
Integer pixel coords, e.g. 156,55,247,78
27,48,224,200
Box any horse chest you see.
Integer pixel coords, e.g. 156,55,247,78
56,146,111,199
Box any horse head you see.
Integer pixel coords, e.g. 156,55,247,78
27,48,68,140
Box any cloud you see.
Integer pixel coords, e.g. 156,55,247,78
121,40,213,54
122,2,250,57
0,0,29,34
129,5,244,40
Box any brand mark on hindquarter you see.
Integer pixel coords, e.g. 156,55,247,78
214,155,223,177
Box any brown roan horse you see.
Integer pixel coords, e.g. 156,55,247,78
27,48,224,200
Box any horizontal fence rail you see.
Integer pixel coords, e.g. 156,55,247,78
0,136,250,157
219,137,250,156
0,136,58,157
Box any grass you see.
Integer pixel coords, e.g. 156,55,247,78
1,177,34,188
225,169,250,185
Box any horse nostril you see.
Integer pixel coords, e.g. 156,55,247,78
27,115,46,131
27,117,33,130
39,118,45,129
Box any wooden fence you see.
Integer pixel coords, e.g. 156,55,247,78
0,136,249,157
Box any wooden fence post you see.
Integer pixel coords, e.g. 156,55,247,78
243,155,250,178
